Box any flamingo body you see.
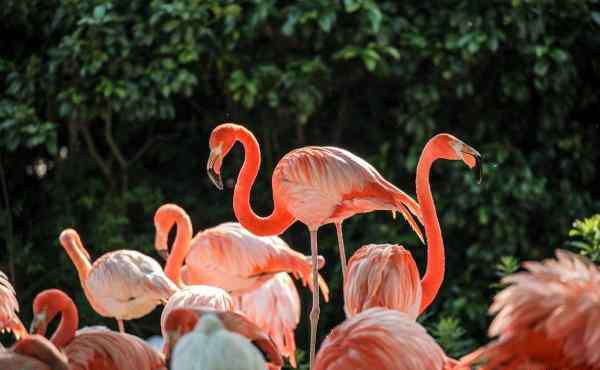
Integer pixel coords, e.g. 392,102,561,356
0,270,27,339
0,335,69,370
235,272,301,367
344,244,422,319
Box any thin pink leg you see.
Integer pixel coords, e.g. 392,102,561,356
309,228,320,370
335,222,347,288
117,319,125,333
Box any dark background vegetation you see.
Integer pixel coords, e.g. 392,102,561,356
1,0,599,366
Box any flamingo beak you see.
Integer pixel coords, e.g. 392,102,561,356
207,151,224,190
461,147,482,184
155,232,169,261
30,312,47,336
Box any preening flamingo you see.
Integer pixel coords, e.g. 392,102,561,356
30,288,166,370
59,228,178,333
154,204,329,298
235,272,301,367
164,307,282,368
0,335,69,370
314,307,459,370
206,123,428,367
171,313,266,370
458,250,600,370
0,270,27,339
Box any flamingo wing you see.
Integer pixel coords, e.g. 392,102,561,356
0,335,69,370
0,270,27,338
235,272,301,367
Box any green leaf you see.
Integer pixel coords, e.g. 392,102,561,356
93,5,106,19
534,60,549,76
550,49,568,63
344,0,361,13
366,6,382,33
592,11,600,25
319,13,336,32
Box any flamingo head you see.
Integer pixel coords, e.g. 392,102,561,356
30,289,72,336
59,228,91,261
431,133,482,183
153,203,191,261
207,123,241,190
163,308,199,359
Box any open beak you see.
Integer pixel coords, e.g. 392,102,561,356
462,147,482,184
206,151,224,190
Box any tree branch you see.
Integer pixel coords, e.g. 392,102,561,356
80,123,113,184
103,111,128,169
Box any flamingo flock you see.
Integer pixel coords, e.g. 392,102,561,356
0,123,598,370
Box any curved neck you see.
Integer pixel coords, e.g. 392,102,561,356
49,297,78,348
417,143,445,313
164,214,193,286
232,127,295,236
63,240,92,286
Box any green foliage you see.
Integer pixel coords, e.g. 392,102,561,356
430,316,475,358
569,214,600,262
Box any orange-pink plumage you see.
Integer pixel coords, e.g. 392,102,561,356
0,335,69,370
0,270,27,339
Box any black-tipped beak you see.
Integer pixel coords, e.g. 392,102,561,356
474,154,482,184
158,249,169,261
207,167,223,190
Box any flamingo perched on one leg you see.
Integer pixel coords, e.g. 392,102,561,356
206,123,428,368
345,133,481,319
171,313,266,370
59,229,178,333
164,308,282,369
0,270,27,339
154,204,329,298
314,307,461,370
235,272,301,367
0,335,69,370
30,288,166,370
458,250,600,370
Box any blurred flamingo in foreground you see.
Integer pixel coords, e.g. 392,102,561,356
314,307,461,370
30,288,166,370
458,250,600,370
0,335,69,370
206,123,426,368
154,204,329,298
235,272,301,367
0,270,27,339
164,307,282,369
345,133,481,318
59,228,178,333
171,313,266,370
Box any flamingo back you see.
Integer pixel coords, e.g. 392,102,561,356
344,244,422,319
0,335,69,370
314,308,445,370
235,272,301,367
0,270,26,338
86,250,178,320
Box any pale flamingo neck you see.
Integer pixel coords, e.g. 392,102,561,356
63,239,92,285
232,127,295,236
416,143,445,313
49,295,78,348
164,212,193,286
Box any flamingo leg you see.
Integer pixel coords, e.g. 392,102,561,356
309,228,320,370
117,319,125,333
334,222,347,289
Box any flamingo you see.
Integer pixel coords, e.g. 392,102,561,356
0,270,27,339
154,204,329,298
206,123,430,367
171,313,266,370
344,133,481,319
29,288,167,370
314,307,461,370
59,228,178,333
234,272,301,367
458,250,600,370
0,335,69,370
163,307,282,369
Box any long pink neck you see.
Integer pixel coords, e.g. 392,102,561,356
164,213,193,286
49,296,78,348
232,127,295,236
417,142,445,313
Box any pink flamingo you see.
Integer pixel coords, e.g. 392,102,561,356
235,272,301,367
0,335,69,370
0,270,27,339
458,250,600,370
163,307,283,368
30,288,166,370
344,133,481,319
314,307,461,370
206,123,429,367
154,204,329,298
59,228,178,333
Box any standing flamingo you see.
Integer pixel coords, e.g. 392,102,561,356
206,123,430,367
154,204,329,297
344,133,481,319
30,288,166,370
0,335,69,370
0,270,27,339
235,272,301,367
59,228,178,333
163,308,282,368
314,307,460,370
171,313,267,370
458,250,600,369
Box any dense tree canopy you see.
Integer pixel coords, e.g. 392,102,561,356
1,0,599,364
